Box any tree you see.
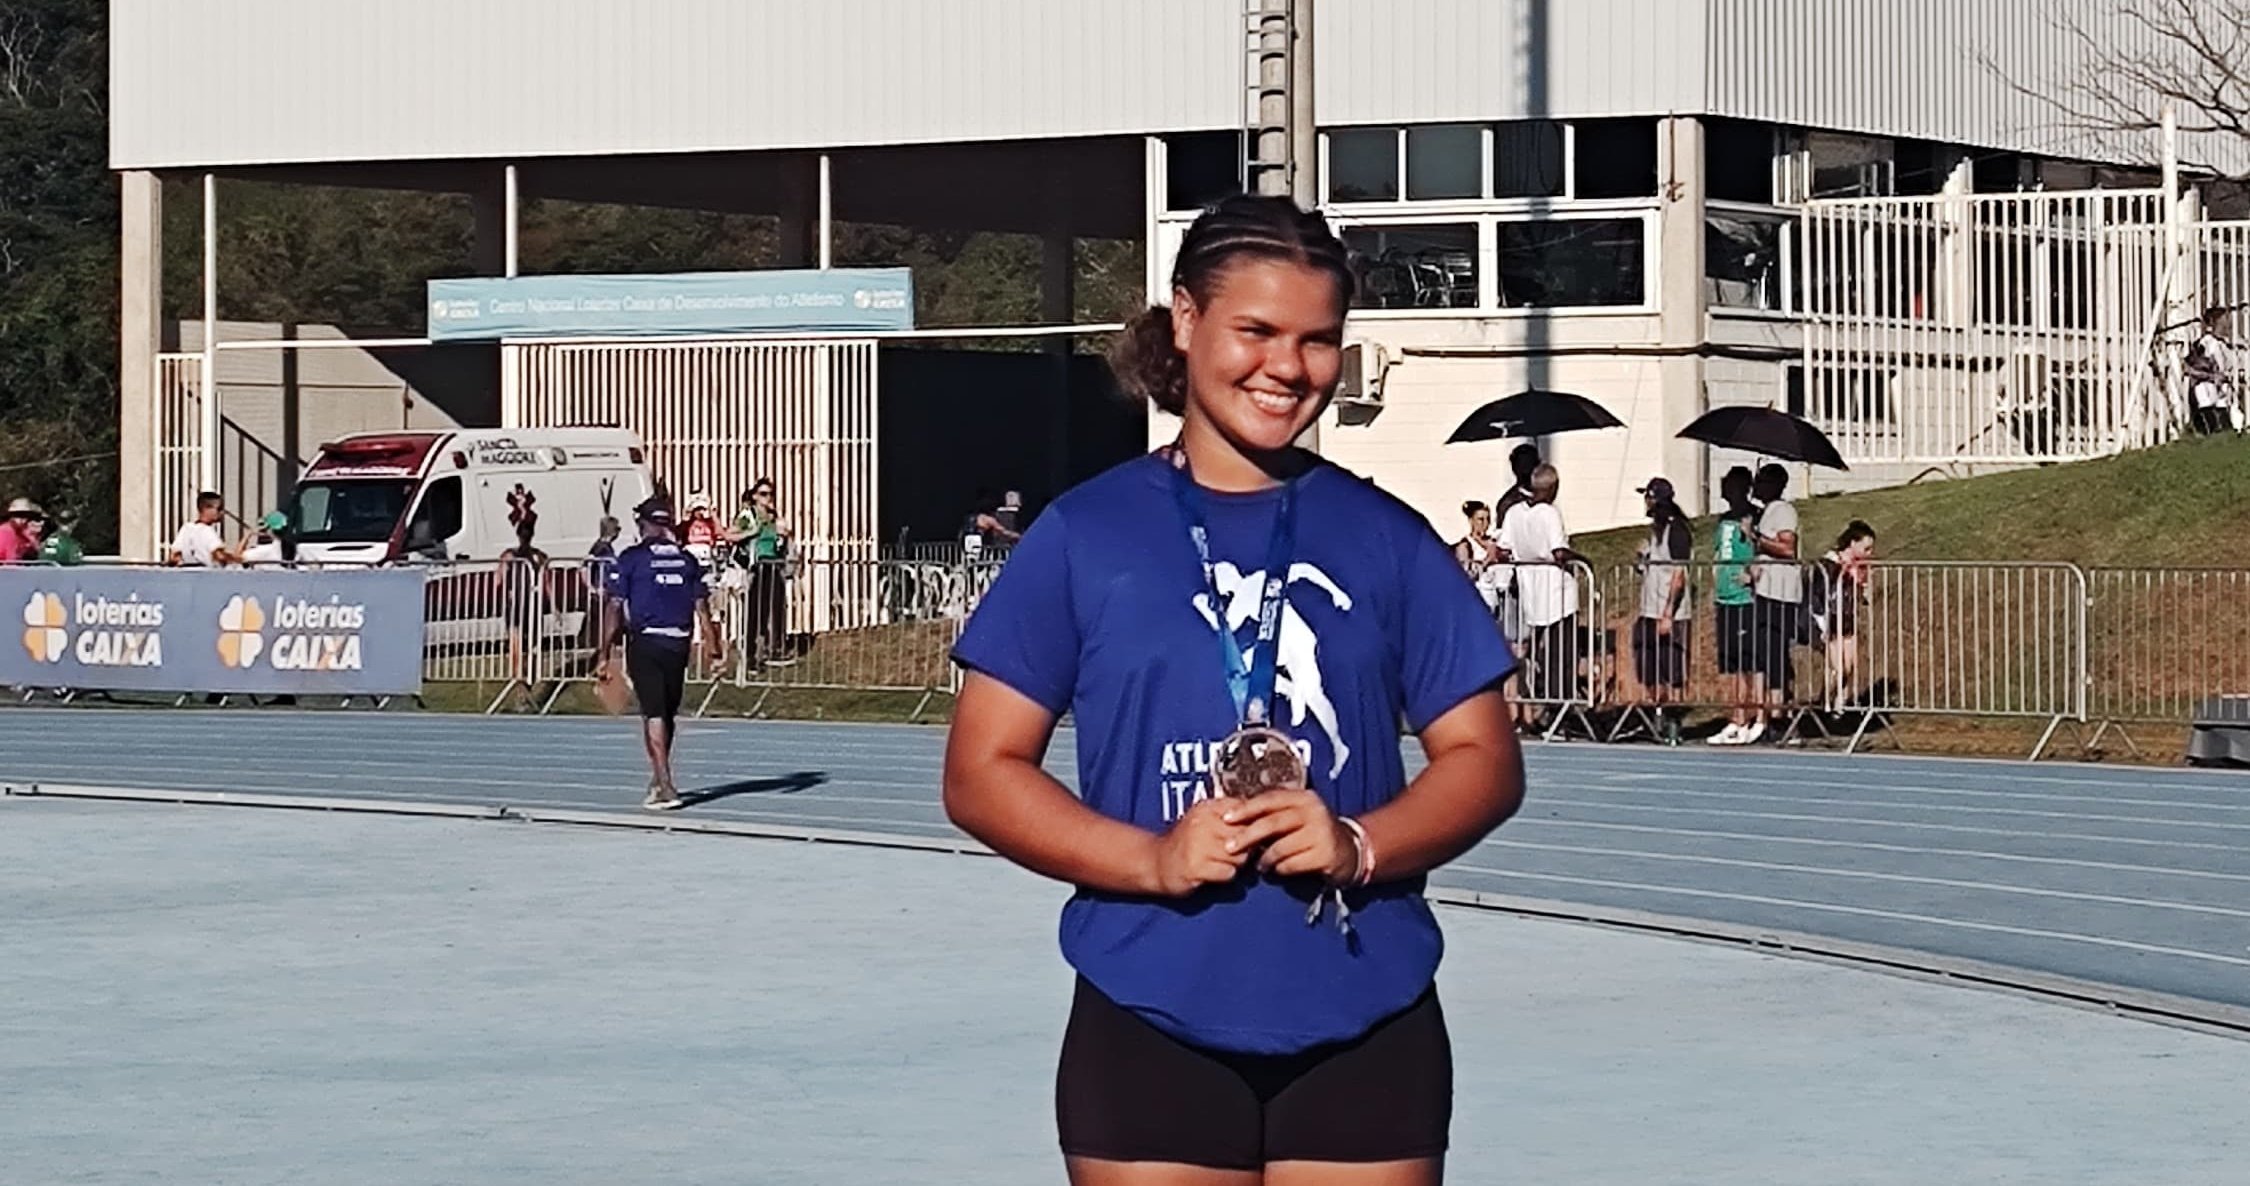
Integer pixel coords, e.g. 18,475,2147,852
0,0,113,549
1989,0,2250,178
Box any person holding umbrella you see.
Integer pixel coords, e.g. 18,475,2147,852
1748,463,1801,741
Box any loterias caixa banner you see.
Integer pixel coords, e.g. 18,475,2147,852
4,566,423,696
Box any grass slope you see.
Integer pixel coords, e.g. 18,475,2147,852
1577,434,2250,570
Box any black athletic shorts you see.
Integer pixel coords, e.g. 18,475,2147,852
1633,616,1689,689
1753,597,1798,689
1715,603,1754,674
626,636,689,724
1055,977,1451,1169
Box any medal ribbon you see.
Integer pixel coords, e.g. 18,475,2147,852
1167,446,1298,728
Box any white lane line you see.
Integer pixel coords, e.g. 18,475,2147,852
1528,747,2250,789
1485,839,2250,919
1579,771,2250,812
1447,864,2250,969
0,759,947,798
1512,817,2250,881
1524,800,2250,853
1550,783,2250,830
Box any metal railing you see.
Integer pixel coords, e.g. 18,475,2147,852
1490,560,1607,740
2086,568,2250,754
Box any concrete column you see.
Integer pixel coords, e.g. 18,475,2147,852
1657,116,1709,514
118,170,163,560
777,154,820,269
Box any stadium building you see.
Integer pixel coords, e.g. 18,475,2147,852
111,0,2233,559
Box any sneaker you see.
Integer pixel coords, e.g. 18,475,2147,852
1706,723,1743,746
1740,719,1768,746
641,782,674,811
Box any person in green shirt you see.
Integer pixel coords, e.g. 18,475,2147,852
727,479,794,664
1708,466,1760,746
36,516,83,566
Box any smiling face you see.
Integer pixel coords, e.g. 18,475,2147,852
1170,256,1346,457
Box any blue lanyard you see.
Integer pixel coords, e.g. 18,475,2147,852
1167,448,1299,727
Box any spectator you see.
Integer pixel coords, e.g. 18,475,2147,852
728,478,794,666
962,488,1025,560
1632,477,1693,745
586,515,622,587
682,491,723,571
1813,520,1877,713
1707,466,1760,746
1747,463,1801,743
1493,442,1541,520
1498,463,1585,731
2186,306,2237,435
1452,500,1502,611
239,512,289,566
169,491,239,567
496,512,550,712
36,514,82,567
0,498,42,563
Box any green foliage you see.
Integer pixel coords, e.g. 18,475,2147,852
0,0,114,548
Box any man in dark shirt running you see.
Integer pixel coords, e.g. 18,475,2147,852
597,498,723,810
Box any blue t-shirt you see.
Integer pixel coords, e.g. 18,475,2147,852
604,539,705,641
951,453,1514,1055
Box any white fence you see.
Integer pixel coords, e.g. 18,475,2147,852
1800,190,2176,464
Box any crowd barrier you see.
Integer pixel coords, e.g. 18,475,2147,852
15,554,2250,762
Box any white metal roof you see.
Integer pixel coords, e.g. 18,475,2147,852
111,0,2230,173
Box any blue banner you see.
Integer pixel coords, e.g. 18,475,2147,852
4,567,424,696
427,268,915,341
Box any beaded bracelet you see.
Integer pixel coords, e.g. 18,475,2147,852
1338,816,1374,888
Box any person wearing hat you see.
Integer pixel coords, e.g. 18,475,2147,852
0,498,44,563
239,511,291,567
1631,477,1693,745
596,497,724,810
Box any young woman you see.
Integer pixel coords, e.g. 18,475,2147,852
944,195,1525,1186
1631,478,1692,745
496,513,550,713
1452,500,1499,610
1815,520,1877,712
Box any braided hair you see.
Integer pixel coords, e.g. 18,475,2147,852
1108,194,1356,415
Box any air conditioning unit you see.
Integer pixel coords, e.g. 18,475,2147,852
1334,340,1389,425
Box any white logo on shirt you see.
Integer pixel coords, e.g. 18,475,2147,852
1191,561,1354,780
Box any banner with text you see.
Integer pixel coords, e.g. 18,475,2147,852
4,567,424,696
426,268,915,341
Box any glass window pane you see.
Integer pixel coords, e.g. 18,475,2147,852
1707,118,1775,204
1406,125,1484,199
1343,223,1479,310
1706,212,1788,310
1809,132,1894,199
1574,119,1659,198
1164,131,1243,211
1493,121,1564,197
1495,219,1646,307
1327,128,1400,202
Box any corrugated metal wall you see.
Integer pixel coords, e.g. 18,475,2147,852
110,0,1240,168
115,0,2225,172
1704,0,2246,173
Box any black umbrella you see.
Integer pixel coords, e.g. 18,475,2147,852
1445,390,1625,443
1677,406,1849,470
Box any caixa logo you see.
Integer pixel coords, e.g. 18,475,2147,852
21,592,66,663
221,593,368,671
217,595,266,668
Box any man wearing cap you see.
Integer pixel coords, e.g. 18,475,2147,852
0,498,44,563
596,498,724,810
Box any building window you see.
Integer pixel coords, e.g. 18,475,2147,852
1327,128,1401,202
1790,365,1894,424
1805,132,1894,200
1493,120,1565,198
1343,223,1478,310
1707,211,1791,311
1496,218,1647,308
1574,118,1659,199
1164,131,1244,211
1405,125,1484,200
1708,119,1776,204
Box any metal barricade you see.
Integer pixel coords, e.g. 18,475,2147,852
2086,568,2250,755
418,557,607,713
1495,559,1607,740
717,555,966,718
1594,560,2088,758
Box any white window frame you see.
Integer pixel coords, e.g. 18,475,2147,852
1328,207,1660,319
1706,198,1800,318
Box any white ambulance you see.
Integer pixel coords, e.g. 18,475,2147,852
290,428,653,566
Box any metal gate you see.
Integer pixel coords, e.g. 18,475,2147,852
506,337,881,632
153,352,204,557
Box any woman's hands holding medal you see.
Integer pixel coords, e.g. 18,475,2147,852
1148,790,1357,897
